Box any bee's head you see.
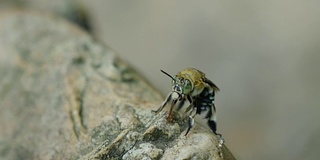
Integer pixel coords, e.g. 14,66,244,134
161,70,193,97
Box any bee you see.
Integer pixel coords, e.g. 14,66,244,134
152,68,221,137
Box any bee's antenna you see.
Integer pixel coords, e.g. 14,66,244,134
160,70,175,81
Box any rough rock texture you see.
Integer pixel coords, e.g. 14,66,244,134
0,10,235,160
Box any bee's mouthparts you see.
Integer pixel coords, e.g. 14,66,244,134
171,91,181,100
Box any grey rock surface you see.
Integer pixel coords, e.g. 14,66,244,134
0,10,235,160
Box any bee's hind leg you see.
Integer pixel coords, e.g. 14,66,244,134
208,120,221,137
206,104,223,138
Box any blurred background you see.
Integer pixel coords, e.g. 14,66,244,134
2,0,320,159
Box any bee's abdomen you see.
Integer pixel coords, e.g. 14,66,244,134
194,87,218,133
194,88,215,113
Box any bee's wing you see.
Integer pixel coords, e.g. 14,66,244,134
204,78,220,92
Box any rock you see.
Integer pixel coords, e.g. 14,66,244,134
0,10,235,160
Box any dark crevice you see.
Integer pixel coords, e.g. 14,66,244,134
72,56,85,65
68,106,80,139
78,76,88,131
119,140,138,159
66,59,89,139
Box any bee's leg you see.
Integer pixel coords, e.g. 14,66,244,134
208,110,224,146
184,104,193,114
167,99,178,122
175,99,185,112
178,103,192,121
152,93,172,114
206,104,222,137
187,95,193,104
207,120,219,136
185,108,197,136
183,95,193,114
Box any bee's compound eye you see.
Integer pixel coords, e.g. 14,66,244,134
183,80,192,94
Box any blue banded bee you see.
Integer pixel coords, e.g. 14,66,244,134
152,68,221,137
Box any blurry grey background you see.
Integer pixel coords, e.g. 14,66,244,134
2,0,320,159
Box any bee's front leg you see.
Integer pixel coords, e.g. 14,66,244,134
152,93,172,114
